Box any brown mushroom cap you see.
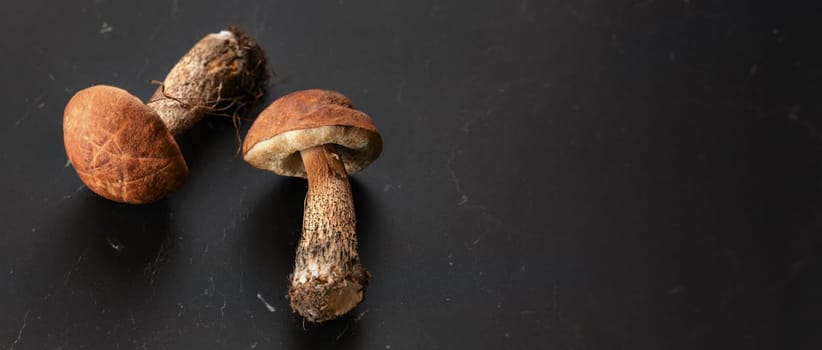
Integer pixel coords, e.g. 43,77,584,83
63,85,187,204
242,89,382,178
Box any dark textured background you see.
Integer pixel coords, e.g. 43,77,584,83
1,0,821,349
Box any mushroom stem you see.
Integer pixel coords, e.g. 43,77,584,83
147,27,267,135
289,144,369,322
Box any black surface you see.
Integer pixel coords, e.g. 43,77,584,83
2,0,821,349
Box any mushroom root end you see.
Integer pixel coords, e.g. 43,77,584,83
288,270,369,323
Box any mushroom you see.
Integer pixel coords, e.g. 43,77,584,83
243,89,382,322
63,27,268,204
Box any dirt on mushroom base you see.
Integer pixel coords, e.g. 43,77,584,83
288,267,369,323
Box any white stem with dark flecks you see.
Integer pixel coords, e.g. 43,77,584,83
288,144,369,323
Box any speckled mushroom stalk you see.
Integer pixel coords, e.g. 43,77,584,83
242,89,383,322
63,27,268,204
290,144,370,322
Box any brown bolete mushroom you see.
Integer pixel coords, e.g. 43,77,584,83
63,27,268,204
243,89,382,323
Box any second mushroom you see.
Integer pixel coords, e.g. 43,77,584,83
63,27,268,204
243,89,382,322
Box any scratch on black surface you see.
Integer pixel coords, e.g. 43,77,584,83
8,311,29,350
335,324,350,342
354,309,368,321
130,310,137,330
219,291,227,317
61,186,85,201
445,150,469,206
256,293,276,312
64,248,88,286
145,242,170,285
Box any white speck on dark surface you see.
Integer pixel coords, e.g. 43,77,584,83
256,293,276,312
177,302,185,317
106,236,124,252
99,22,113,34
220,294,227,317
14,112,31,127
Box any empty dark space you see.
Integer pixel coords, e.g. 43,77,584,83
1,0,821,349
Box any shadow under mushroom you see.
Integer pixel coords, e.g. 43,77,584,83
40,189,174,310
